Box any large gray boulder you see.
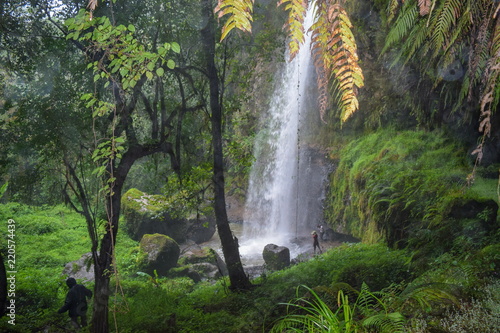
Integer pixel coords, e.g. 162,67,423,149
263,244,290,270
122,188,216,243
62,252,94,282
138,233,180,276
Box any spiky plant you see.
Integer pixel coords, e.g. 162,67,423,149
270,284,406,333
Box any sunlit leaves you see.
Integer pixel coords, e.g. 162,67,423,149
65,10,180,102
215,0,254,41
277,0,308,60
312,1,364,123
216,0,363,123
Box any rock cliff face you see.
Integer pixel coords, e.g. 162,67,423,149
121,188,216,244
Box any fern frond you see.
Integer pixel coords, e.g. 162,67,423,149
215,0,254,41
383,0,419,54
428,0,462,58
418,0,432,16
387,0,402,23
400,19,429,64
312,2,364,123
442,10,472,55
277,0,308,60
397,282,459,313
477,19,500,140
363,312,406,333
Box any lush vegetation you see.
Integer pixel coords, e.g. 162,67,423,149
0,130,498,331
1,0,500,332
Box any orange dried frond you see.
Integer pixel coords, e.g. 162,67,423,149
418,0,432,16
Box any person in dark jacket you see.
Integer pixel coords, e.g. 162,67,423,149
58,277,92,329
312,231,322,254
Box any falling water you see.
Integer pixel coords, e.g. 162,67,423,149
239,2,324,263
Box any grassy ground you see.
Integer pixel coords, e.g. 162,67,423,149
0,201,498,332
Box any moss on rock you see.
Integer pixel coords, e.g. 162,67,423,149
138,233,180,276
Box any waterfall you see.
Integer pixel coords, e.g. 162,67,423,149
240,2,323,263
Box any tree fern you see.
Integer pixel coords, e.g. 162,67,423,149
383,0,419,54
215,0,364,123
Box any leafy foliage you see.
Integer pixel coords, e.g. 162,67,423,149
270,284,405,333
383,0,500,163
215,0,254,41
311,1,364,122
278,0,308,60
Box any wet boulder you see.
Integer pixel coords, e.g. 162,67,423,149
169,244,227,282
62,252,94,282
263,244,290,270
122,188,216,244
138,233,180,276
179,245,228,276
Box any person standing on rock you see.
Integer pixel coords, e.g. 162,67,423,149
312,231,322,254
58,277,93,329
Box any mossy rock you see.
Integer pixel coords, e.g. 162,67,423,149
263,244,290,270
138,233,180,276
178,247,218,266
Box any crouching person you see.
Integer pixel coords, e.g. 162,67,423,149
58,277,93,329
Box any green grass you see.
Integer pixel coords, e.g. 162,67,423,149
0,189,498,332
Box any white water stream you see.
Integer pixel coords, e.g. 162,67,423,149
238,2,320,264
200,2,328,267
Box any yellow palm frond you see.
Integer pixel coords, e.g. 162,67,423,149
277,0,308,60
215,0,254,41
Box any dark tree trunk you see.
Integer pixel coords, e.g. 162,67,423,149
62,139,178,332
201,0,252,291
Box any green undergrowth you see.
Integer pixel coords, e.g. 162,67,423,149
1,202,498,332
324,128,499,251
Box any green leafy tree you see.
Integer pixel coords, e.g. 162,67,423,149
62,7,184,330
